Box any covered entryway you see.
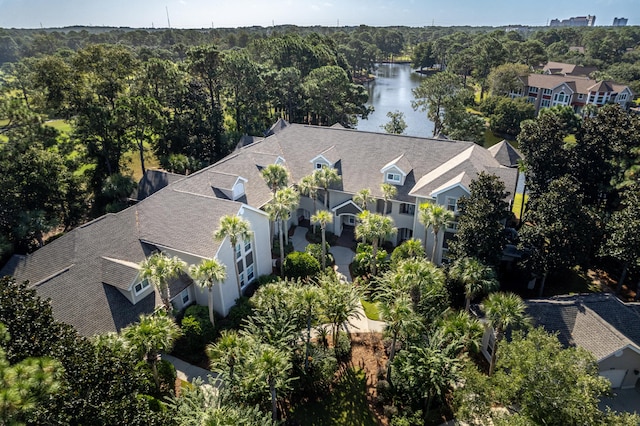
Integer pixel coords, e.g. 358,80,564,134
331,200,362,237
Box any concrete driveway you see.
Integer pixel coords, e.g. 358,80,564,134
599,388,640,415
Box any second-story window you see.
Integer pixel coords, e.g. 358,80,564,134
386,173,401,183
399,203,415,215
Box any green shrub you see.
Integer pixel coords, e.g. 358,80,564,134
272,239,294,258
352,243,389,277
294,346,338,397
334,331,351,363
174,305,217,362
218,296,253,331
283,251,321,280
390,239,425,265
157,359,177,396
305,242,334,267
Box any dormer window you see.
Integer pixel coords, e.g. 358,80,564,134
386,173,401,183
134,279,150,295
315,162,324,169
232,179,246,200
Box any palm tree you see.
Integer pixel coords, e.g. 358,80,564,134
122,312,182,390
261,163,289,194
353,188,374,211
380,183,397,215
313,166,341,209
319,274,362,345
378,294,419,382
355,211,397,276
251,344,292,422
294,285,323,372
140,252,186,316
439,310,483,354
450,257,499,312
298,174,319,230
214,215,253,297
418,202,455,263
311,210,333,269
207,330,251,383
266,188,300,276
190,258,227,326
483,292,530,376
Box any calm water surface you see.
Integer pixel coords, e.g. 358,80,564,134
356,63,435,137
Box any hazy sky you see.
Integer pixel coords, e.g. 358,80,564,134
0,0,638,29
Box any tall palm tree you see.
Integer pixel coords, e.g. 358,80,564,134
439,310,483,354
122,312,182,390
313,166,341,209
378,293,419,382
319,274,362,345
294,285,323,372
214,215,253,297
190,258,227,326
261,163,289,194
207,330,251,383
298,174,319,229
355,211,397,276
353,188,374,211
483,292,530,376
418,202,455,263
251,343,293,422
140,252,186,316
311,210,333,269
450,257,499,312
380,183,397,215
266,188,300,276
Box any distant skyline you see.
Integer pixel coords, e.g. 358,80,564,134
0,0,638,29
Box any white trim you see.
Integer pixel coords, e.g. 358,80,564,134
331,199,363,213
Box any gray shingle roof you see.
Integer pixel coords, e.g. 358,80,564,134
0,122,517,337
132,169,184,201
526,293,640,360
488,141,522,168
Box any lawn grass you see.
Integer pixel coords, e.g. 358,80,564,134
122,144,161,182
45,119,73,134
289,368,378,426
512,192,529,220
360,299,380,321
484,129,503,148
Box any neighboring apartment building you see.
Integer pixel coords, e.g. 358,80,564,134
1,122,518,336
510,73,633,115
542,61,597,78
480,293,640,389
549,15,596,27
613,17,628,27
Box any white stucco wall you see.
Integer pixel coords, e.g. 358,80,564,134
599,347,640,389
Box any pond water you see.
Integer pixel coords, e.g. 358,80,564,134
356,63,435,138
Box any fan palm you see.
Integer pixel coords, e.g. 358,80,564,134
353,188,374,211
380,183,397,215
355,211,396,276
140,252,186,316
214,215,253,296
261,163,289,194
266,188,300,276
190,258,227,326
483,292,530,376
418,202,455,263
311,210,333,269
450,257,499,312
313,166,341,209
122,312,182,390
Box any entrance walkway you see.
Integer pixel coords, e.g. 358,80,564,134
290,226,385,333
162,353,217,385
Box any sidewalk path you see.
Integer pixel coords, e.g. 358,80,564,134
162,353,217,384
290,226,385,333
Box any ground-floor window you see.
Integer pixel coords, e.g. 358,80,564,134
181,288,190,305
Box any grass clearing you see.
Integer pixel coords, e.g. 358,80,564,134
484,129,504,148
45,119,73,134
122,144,161,182
360,299,380,321
289,368,378,426
512,192,528,220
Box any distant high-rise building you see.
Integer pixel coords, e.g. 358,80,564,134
549,15,596,27
613,17,628,26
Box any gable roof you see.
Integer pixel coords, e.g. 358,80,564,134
543,61,597,77
522,74,631,96
1,186,244,336
526,293,640,361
